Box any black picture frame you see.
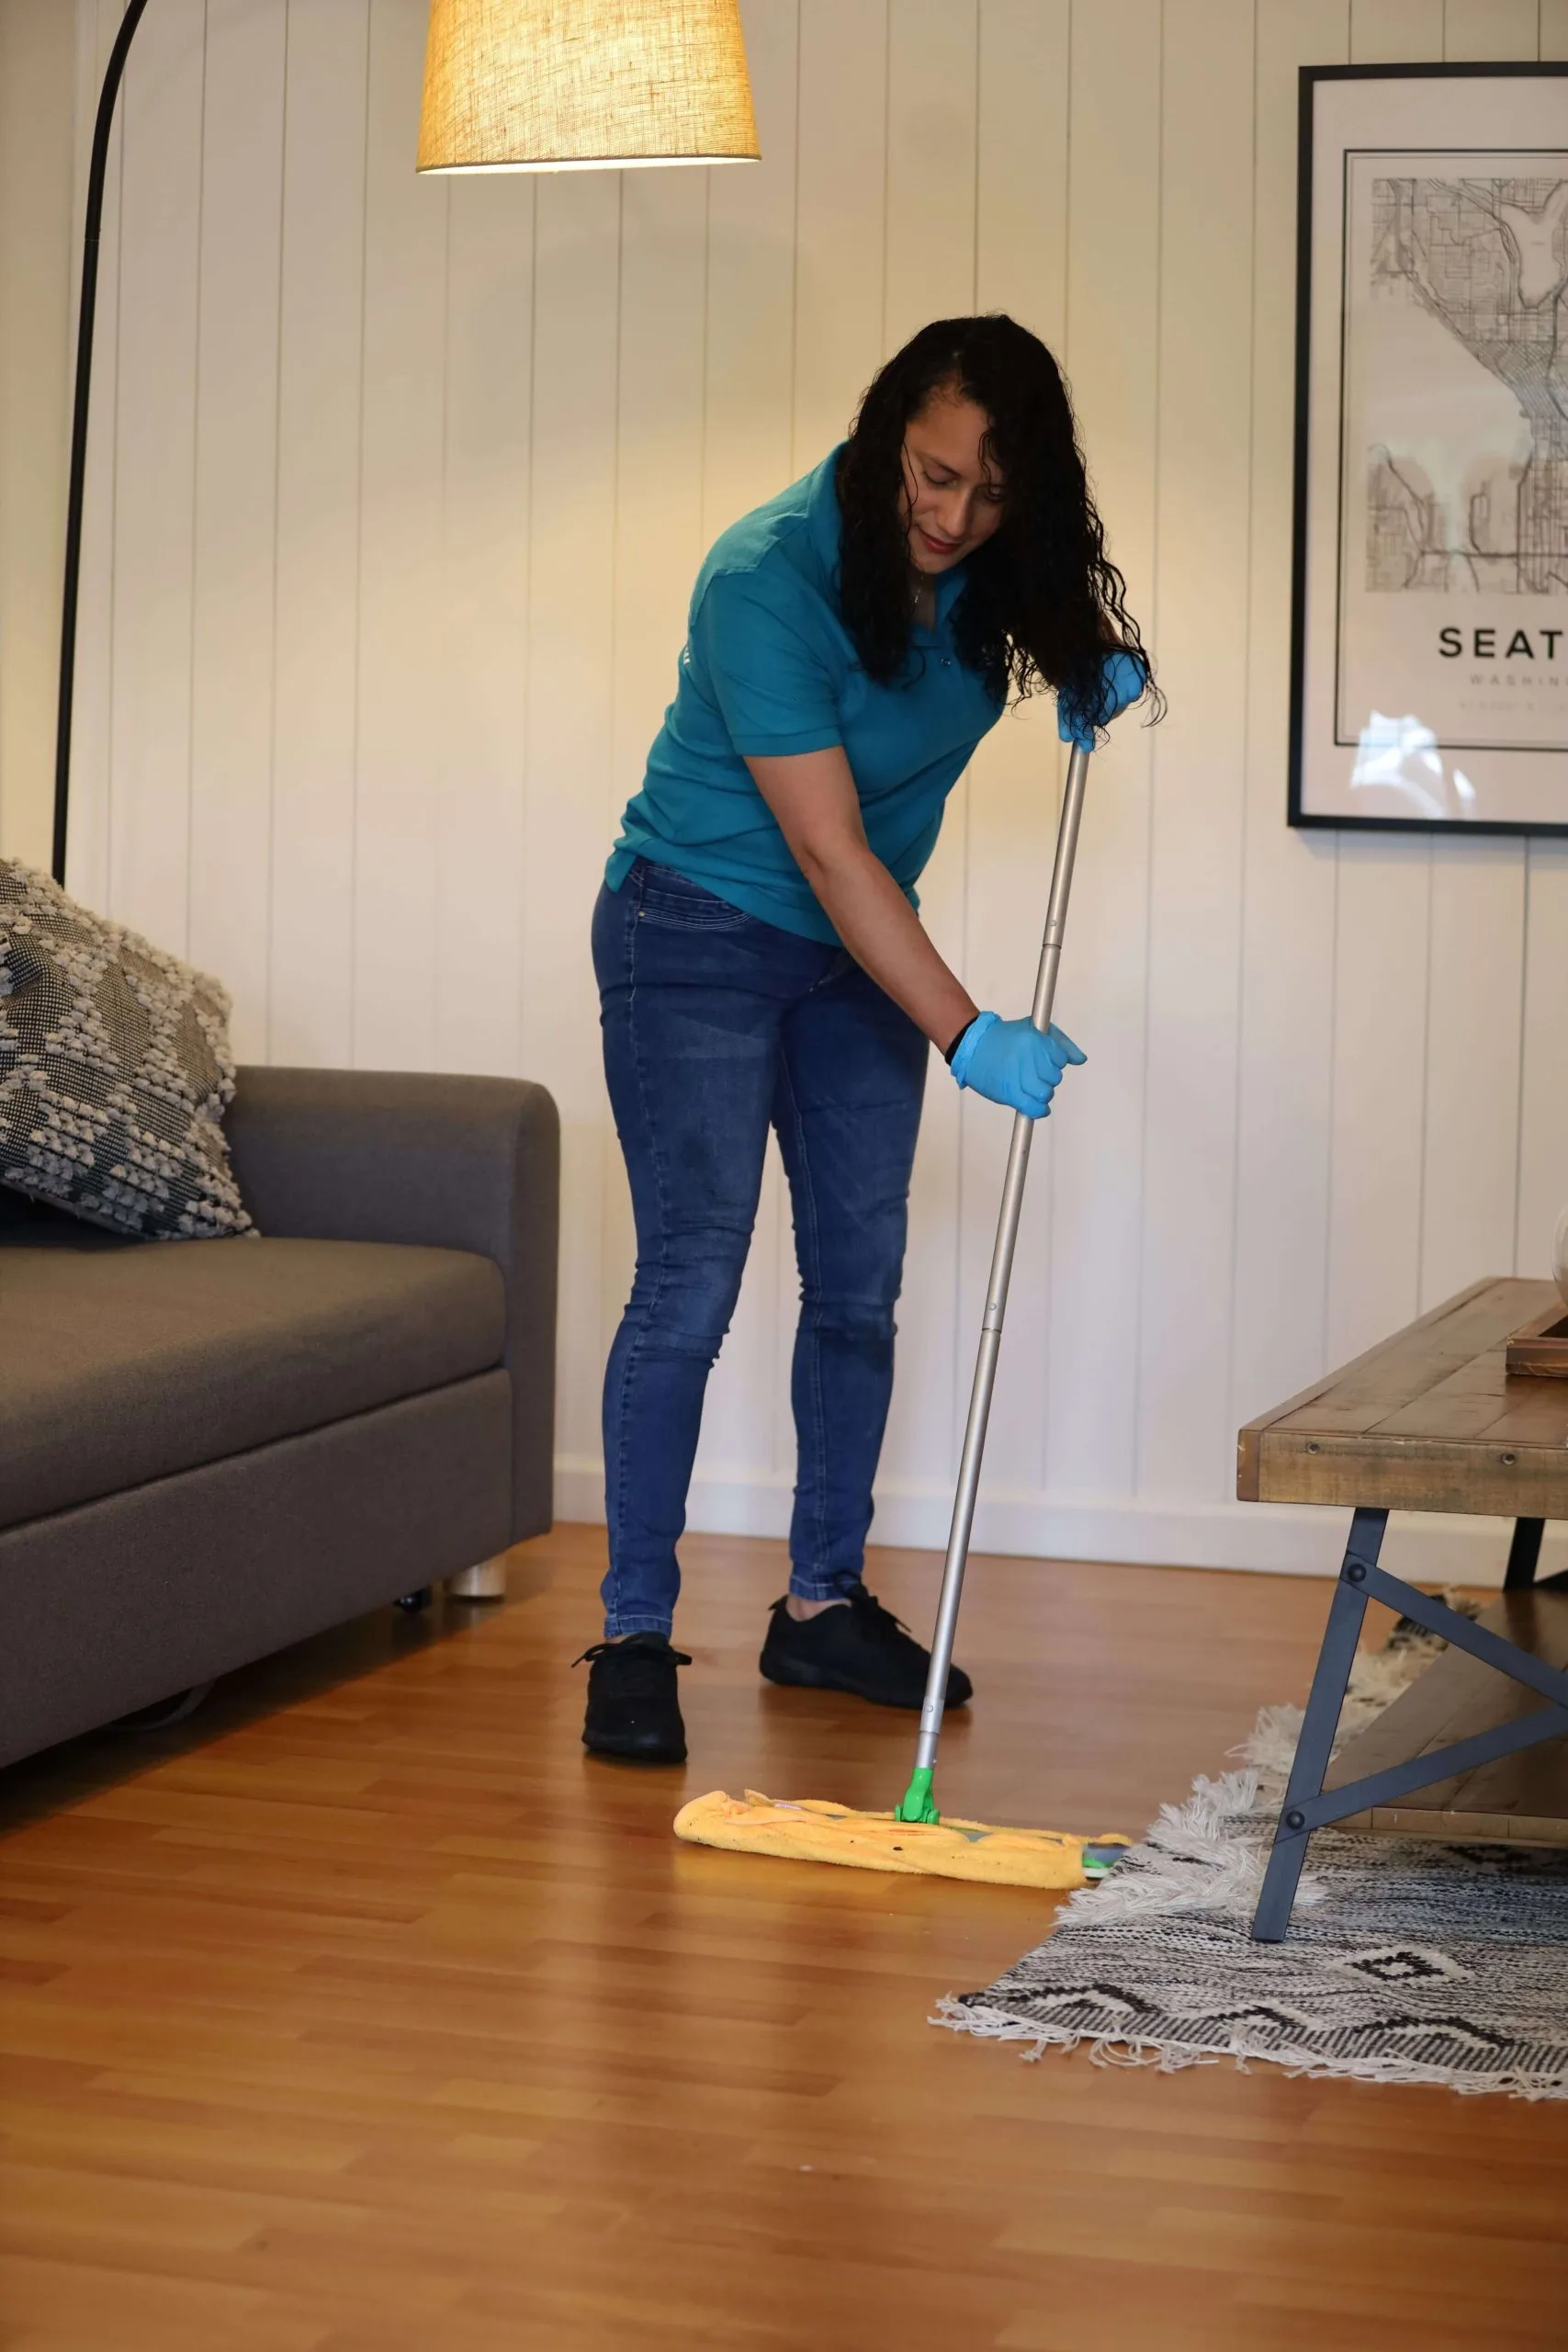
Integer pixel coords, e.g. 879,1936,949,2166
1288,62,1568,837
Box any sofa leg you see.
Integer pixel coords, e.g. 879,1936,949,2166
112,1681,216,1732
446,1555,508,1602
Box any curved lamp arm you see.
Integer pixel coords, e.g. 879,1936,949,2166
52,0,149,886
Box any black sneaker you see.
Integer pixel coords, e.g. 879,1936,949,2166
758,1584,973,1712
576,1633,690,1763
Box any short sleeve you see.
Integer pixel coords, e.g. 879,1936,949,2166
691,569,843,758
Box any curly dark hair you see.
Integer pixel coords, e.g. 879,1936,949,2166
835,315,1158,731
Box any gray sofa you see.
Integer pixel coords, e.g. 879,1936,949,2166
0,1067,558,1768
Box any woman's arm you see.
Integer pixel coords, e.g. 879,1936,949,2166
745,746,976,1050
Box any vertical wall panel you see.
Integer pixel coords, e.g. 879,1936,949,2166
1043,0,1162,1500
0,0,74,871
64,0,129,911
791,0,886,462
1412,0,1541,1304
268,0,368,1069
974,0,1069,341
704,0,798,548
694,0,801,1500
1228,0,1346,1453
1322,0,1444,1367
876,0,978,1499
1322,852,1430,1365
1348,0,1439,48
1419,845,1528,1306
610,170,724,1484
609,169,707,1000
186,0,286,1061
958,0,1070,1509
1442,0,1538,54
1134,0,1255,1505
437,172,534,1080
882,0,978,356
1517,848,1568,1278
779,0,887,1483
107,0,206,956
523,172,621,1476
352,0,447,1069
1513,8,1563,1282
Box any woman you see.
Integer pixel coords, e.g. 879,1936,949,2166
579,314,1154,1763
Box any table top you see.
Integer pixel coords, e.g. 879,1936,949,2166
1237,1277,1568,1519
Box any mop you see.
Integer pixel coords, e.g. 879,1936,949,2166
674,739,1132,1893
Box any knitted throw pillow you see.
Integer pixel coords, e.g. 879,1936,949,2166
0,862,253,1239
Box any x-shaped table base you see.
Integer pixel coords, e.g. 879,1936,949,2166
1251,1508,1568,1941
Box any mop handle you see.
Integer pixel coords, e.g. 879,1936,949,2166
905,741,1092,1798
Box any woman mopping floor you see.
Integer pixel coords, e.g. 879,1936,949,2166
579,314,1155,1764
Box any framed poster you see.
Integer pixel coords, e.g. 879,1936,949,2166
1290,64,1568,832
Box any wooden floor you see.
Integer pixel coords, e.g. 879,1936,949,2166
3,1527,1567,2351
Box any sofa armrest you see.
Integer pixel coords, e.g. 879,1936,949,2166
227,1067,559,1542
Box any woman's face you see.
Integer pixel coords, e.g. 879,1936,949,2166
900,390,1006,576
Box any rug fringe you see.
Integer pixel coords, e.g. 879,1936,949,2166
931,1997,1568,2098
1232,1704,1303,1788
931,2003,1224,2075
1050,1762,1326,1928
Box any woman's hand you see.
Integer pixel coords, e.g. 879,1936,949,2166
948,1012,1086,1117
1056,648,1148,751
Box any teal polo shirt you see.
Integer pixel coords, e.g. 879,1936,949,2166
605,446,1005,944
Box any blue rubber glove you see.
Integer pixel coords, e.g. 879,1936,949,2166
1056,648,1148,751
950,1012,1087,1118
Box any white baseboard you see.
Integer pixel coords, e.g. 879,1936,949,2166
552,1457,1553,1589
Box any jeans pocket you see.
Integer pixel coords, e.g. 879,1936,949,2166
636,862,752,933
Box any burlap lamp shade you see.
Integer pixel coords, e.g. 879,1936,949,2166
418,0,761,173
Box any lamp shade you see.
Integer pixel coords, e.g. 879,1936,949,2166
418,0,761,174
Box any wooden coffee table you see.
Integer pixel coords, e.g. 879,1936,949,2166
1237,1278,1568,1940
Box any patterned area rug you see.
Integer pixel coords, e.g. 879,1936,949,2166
938,1611,1568,2097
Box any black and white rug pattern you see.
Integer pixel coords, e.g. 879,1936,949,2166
938,1627,1568,2097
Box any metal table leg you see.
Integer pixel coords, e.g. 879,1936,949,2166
1505,1517,1545,1591
1251,1511,1568,1942
1250,1508,1384,1943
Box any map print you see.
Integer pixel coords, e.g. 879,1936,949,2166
1365,175,1568,595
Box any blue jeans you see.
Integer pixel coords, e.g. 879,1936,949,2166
593,861,928,1637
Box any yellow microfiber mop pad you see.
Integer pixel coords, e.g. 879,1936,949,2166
673,1789,1129,1891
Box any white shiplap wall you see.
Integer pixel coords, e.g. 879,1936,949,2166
66,0,1568,1584
0,0,74,871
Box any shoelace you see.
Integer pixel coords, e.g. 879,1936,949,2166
842,1585,917,1646
571,1638,692,1681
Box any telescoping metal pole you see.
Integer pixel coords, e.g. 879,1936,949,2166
897,741,1092,1823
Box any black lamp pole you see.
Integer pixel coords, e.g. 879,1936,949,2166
52,0,150,887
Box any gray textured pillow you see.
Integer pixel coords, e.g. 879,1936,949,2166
0,861,253,1239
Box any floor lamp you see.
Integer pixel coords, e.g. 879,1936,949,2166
51,0,758,889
